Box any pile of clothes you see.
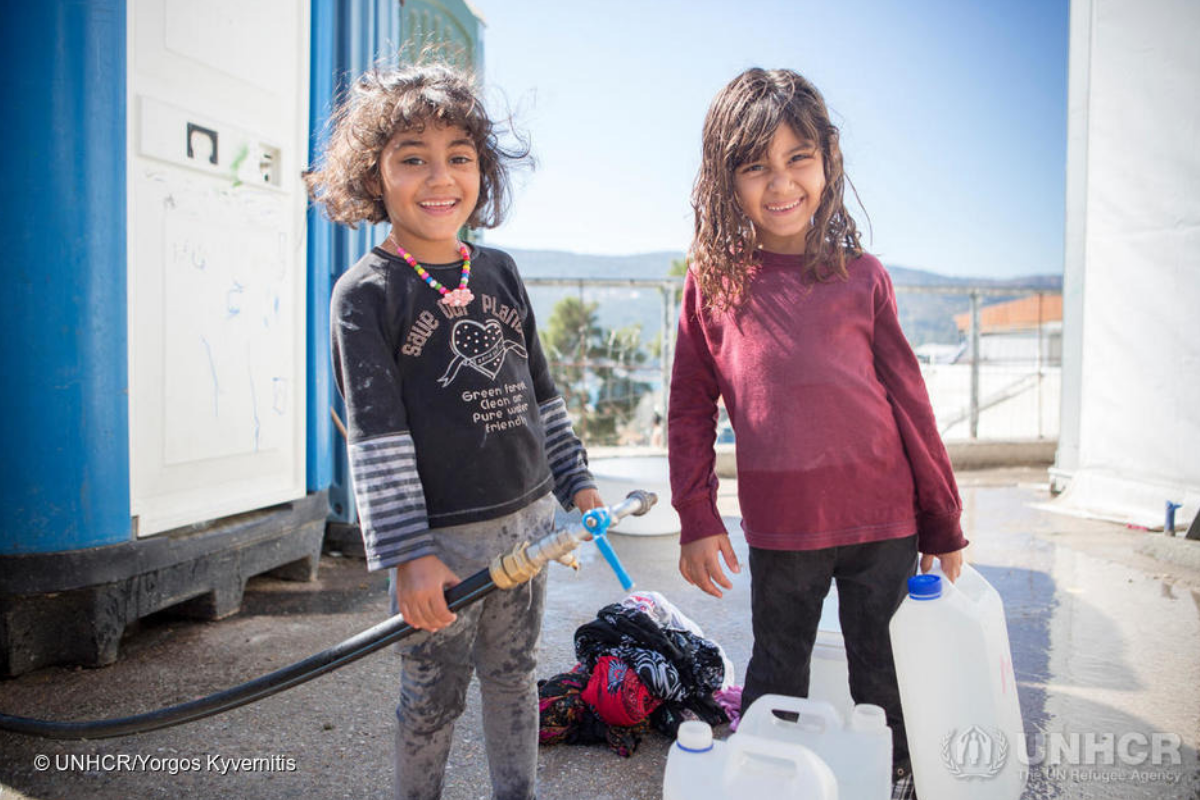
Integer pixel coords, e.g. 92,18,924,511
538,591,741,757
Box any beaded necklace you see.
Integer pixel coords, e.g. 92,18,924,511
390,237,474,308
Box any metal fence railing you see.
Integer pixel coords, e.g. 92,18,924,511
899,285,1060,441
524,277,1060,445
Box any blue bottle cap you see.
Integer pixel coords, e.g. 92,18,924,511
908,574,942,600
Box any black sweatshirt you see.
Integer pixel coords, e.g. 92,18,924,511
331,244,594,570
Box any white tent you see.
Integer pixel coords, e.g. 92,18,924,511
1050,0,1200,529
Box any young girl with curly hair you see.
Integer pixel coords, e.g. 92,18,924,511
306,62,602,800
668,67,968,793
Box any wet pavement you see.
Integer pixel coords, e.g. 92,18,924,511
2,467,1199,799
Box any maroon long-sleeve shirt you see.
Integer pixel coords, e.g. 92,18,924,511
668,251,966,555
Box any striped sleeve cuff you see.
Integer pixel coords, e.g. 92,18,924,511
348,433,436,571
539,396,596,510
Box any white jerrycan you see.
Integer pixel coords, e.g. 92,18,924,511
811,587,855,721
888,564,1026,800
738,694,892,800
662,719,838,800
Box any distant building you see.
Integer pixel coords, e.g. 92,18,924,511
914,342,966,365
953,294,1062,364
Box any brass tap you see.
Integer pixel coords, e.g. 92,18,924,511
489,541,541,589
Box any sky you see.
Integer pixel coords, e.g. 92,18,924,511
475,0,1070,280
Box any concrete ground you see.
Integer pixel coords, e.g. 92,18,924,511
1,467,1199,800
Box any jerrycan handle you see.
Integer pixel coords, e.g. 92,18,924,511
724,733,837,791
928,562,988,604
739,694,843,737
725,733,822,772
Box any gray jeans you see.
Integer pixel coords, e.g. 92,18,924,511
389,492,555,800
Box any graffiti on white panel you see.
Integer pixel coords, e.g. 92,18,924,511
155,174,293,465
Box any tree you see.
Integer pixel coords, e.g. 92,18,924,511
591,323,652,443
543,297,652,446
648,257,688,361
668,257,688,292
543,297,600,437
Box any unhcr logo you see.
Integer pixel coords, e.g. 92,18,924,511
941,726,1009,779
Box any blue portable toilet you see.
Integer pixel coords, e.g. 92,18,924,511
0,0,484,677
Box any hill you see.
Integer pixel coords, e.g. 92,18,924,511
501,248,684,280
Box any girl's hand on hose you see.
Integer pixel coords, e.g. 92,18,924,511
395,555,461,632
679,534,741,599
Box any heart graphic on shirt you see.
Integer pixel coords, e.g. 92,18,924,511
452,319,504,362
439,318,528,387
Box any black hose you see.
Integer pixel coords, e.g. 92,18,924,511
0,567,498,740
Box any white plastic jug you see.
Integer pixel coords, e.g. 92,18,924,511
662,719,838,800
888,564,1025,800
807,585,856,721
738,694,892,800
810,628,854,722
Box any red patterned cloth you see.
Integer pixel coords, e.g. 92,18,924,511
537,667,650,757
537,670,589,745
581,655,662,727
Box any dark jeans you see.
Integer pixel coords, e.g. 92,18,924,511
742,534,918,765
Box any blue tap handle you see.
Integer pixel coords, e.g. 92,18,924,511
592,535,634,591
582,508,635,591
582,507,611,534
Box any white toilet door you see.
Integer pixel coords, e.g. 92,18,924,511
126,0,310,536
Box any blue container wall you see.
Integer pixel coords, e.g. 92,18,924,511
307,0,401,521
309,0,482,522
306,0,337,494
0,1,131,554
